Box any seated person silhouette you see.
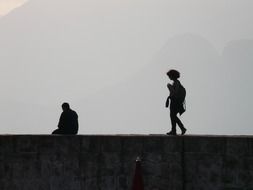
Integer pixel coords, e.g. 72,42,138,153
52,102,79,135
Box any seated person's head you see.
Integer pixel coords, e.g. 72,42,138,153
62,102,70,111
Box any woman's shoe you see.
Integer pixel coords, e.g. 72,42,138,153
181,128,187,135
166,131,177,135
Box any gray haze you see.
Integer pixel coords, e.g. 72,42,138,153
0,0,252,134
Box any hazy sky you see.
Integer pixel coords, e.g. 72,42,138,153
0,0,252,135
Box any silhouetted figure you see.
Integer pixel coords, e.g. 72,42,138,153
52,102,79,135
166,69,186,135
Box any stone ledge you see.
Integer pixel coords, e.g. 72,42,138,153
0,135,252,190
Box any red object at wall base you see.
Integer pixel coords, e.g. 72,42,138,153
132,160,144,190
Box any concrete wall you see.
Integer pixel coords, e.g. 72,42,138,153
0,135,253,190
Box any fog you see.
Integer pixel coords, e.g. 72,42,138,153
0,0,252,134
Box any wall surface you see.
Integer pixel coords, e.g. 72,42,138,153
0,135,253,190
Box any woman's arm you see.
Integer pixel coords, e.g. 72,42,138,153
168,80,180,98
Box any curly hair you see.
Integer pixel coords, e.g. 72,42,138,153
167,69,180,80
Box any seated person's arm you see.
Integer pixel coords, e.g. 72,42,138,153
58,113,64,129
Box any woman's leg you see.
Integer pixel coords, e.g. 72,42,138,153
170,109,186,135
168,101,186,135
175,114,186,135
169,110,177,134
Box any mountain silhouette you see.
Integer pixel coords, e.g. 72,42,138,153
220,39,253,133
0,0,252,134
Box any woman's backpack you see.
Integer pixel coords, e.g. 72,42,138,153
178,84,186,115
